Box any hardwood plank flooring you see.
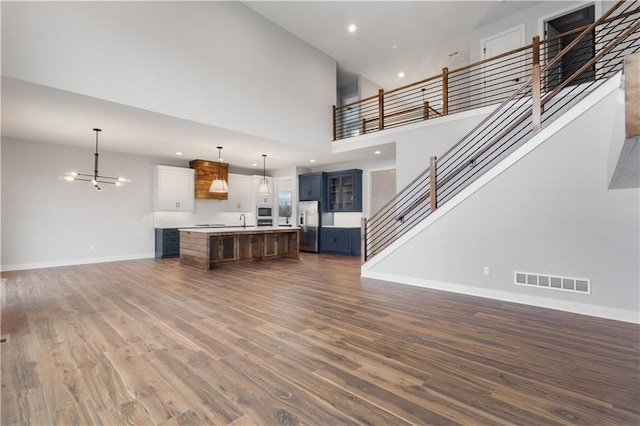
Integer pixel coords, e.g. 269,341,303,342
1,254,639,425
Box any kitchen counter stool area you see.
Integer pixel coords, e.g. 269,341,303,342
179,227,300,271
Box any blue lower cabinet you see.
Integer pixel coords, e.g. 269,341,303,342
155,228,180,259
321,227,361,256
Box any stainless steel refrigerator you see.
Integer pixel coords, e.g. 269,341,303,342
298,201,320,252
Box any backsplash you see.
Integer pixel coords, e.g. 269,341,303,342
334,212,363,227
154,200,255,228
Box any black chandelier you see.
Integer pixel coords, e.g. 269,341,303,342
62,128,130,191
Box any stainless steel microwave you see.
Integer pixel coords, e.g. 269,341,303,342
257,206,272,218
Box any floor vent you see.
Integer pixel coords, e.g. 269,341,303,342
515,271,590,294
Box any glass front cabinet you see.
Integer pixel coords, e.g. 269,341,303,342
327,169,362,212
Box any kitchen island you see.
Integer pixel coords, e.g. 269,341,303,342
179,227,299,271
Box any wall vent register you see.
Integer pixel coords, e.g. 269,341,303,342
515,271,590,294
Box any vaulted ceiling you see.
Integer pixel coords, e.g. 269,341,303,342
2,1,545,169
245,1,543,90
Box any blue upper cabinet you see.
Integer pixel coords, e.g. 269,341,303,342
298,172,328,209
327,169,362,212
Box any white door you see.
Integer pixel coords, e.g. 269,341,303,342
480,25,525,104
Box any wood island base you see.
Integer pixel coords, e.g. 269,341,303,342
180,228,299,271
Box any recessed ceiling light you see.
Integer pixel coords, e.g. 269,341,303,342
348,24,357,33
398,72,405,78
310,159,316,163
175,151,183,156
252,163,258,167
374,150,381,155
392,44,398,49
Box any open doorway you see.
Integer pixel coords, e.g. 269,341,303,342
543,4,596,91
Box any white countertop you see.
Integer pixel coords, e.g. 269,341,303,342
179,226,299,234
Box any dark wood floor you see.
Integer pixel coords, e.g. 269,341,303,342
1,254,639,425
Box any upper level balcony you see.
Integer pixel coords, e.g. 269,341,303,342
332,5,640,143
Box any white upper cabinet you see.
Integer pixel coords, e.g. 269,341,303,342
154,165,195,212
225,174,253,212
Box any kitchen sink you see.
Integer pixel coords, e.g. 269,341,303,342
195,223,227,227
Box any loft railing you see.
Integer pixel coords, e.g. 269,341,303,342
362,0,640,262
333,3,639,141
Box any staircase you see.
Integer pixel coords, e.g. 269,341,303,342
363,0,640,262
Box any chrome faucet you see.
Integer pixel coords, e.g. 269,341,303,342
239,213,246,228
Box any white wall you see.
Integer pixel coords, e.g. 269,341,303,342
1,2,337,150
371,169,397,216
1,137,185,270
359,75,380,99
364,79,640,322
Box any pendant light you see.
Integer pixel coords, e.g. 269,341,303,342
257,154,271,195
62,128,130,191
209,146,228,193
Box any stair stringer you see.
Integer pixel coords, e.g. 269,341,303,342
362,72,640,324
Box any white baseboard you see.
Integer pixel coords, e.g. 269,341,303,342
1,253,155,272
362,270,640,324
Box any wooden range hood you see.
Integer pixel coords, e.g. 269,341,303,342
189,159,229,200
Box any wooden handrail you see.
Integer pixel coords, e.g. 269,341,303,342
448,44,531,75
378,89,385,130
335,93,379,111
364,103,442,125
532,36,542,131
332,105,337,141
442,67,449,115
379,104,422,120
430,156,437,211
384,73,442,95
361,217,367,264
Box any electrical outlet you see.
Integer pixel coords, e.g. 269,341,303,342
483,266,490,276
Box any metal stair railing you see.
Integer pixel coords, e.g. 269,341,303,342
363,0,640,262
